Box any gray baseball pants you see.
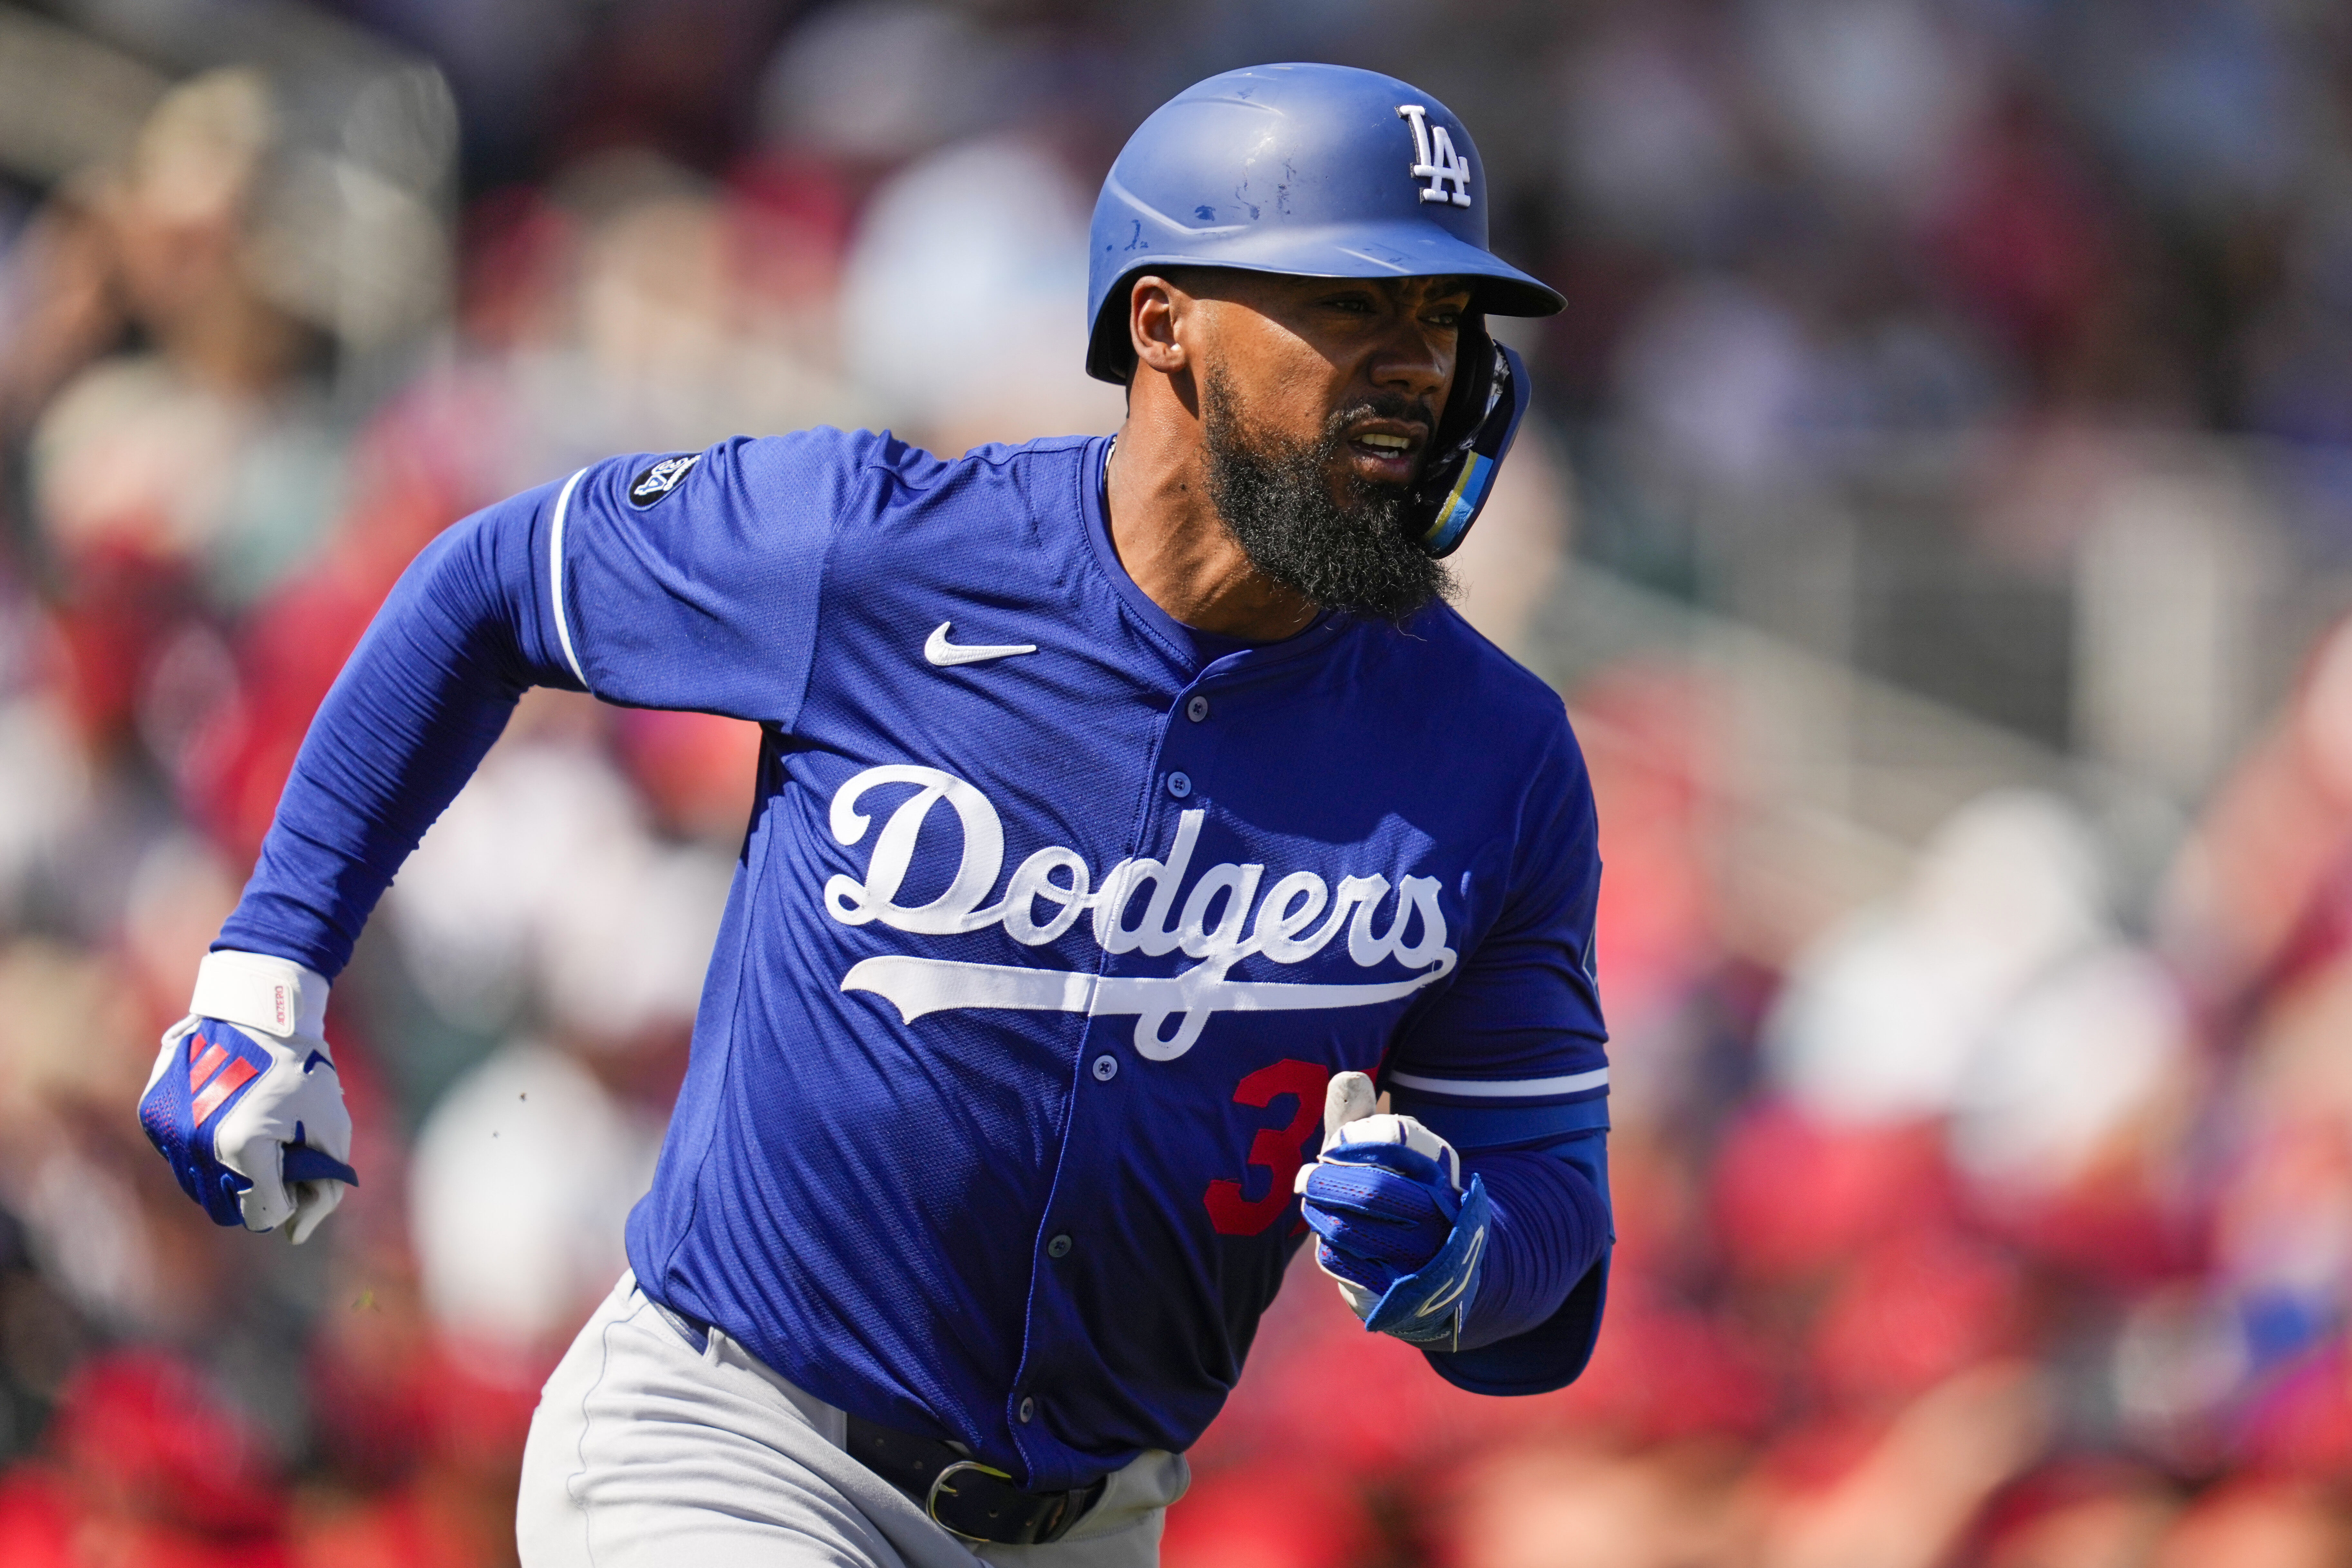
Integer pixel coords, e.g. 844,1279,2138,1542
518,1274,1189,1568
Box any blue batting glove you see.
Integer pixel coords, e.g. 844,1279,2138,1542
1356,1173,1487,1347
1294,1072,1489,1348
138,953,357,1244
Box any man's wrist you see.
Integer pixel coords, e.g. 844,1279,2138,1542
189,950,331,1041
1361,1173,1490,1348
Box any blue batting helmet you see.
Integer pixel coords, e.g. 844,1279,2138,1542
1086,62,1563,558
1085,62,1563,383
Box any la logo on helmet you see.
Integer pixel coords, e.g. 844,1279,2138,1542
1395,105,1472,209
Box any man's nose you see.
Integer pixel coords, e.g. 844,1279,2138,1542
1369,318,1449,403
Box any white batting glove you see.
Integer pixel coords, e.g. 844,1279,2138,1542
1294,1071,1472,1318
137,951,358,1243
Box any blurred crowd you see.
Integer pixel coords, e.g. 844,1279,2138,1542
4,1,2352,1565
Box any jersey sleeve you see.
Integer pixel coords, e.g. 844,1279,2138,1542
216,475,582,977
1385,711,1608,1121
1383,709,1612,1394
215,428,874,979
548,427,871,722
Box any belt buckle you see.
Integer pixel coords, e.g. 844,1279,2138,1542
926,1457,1015,1541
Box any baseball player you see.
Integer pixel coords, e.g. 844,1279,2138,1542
138,63,1613,1566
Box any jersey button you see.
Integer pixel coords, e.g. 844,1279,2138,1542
1186,695,1210,723
1091,1054,1119,1082
1047,1234,1073,1259
1166,771,1192,799
1018,1397,1036,1423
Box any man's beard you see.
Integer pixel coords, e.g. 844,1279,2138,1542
1200,364,1457,627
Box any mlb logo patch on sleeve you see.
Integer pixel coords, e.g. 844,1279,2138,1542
628,454,701,507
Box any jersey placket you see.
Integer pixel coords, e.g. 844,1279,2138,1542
1001,639,1321,1485
1002,638,1261,1473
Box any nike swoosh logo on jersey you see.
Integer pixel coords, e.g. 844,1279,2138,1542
924,622,1038,667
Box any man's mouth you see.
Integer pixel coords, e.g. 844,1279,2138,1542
1344,420,1428,479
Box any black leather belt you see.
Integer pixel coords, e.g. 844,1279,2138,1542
650,1296,1100,1546
846,1415,1104,1546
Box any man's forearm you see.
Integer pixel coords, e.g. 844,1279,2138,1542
1453,1146,1610,1350
217,483,579,978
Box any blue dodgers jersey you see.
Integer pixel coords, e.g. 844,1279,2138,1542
547,430,1608,1490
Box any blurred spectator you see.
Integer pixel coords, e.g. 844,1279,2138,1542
758,0,1034,170
0,1349,290,1566
1977,1463,2178,1568
409,1040,660,1377
1743,1362,2051,1568
1615,276,1821,485
839,131,1123,453
1764,792,2177,1145
2151,1479,2352,1568
25,69,344,757
1424,1441,1739,1568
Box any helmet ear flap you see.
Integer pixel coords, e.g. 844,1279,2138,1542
1406,319,1530,559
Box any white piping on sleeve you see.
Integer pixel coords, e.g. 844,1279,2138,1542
1386,1067,1610,1099
549,466,589,688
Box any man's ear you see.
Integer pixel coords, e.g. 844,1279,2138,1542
1129,275,1190,378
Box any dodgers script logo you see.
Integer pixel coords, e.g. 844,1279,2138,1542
823,765,1459,1060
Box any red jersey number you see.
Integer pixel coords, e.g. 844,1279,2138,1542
1203,1058,1329,1237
